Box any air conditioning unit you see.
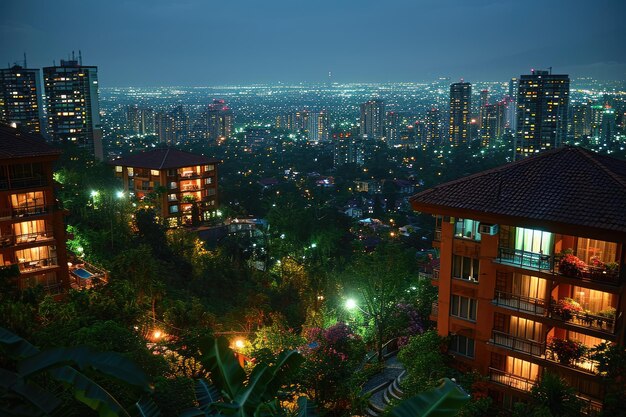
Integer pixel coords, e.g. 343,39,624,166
479,223,498,236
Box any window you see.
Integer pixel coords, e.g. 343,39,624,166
575,238,617,264
11,192,45,214
115,166,123,173
515,227,553,255
451,295,477,321
205,177,213,185
151,170,160,177
128,167,134,177
452,255,479,281
167,194,177,202
169,205,179,214
169,182,177,190
455,218,481,241
205,164,215,171
449,335,475,358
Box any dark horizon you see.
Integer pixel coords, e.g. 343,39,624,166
1,0,625,87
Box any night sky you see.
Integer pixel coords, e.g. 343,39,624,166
1,0,625,86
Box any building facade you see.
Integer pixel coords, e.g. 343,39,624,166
360,99,385,141
410,147,626,413
113,148,220,227
515,70,569,159
449,82,472,146
206,99,233,144
0,125,69,295
0,65,44,134
43,58,103,160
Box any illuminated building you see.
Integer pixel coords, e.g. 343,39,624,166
411,146,625,413
480,101,507,147
113,148,220,227
155,111,176,145
515,70,569,159
0,64,44,134
385,111,401,146
360,99,385,141
307,110,330,142
126,105,155,135
205,99,233,144
508,78,518,132
43,54,103,160
448,81,472,146
333,130,363,167
425,108,442,145
572,103,592,141
0,124,70,294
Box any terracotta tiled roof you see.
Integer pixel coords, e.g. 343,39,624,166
410,147,626,235
111,148,219,170
0,124,61,159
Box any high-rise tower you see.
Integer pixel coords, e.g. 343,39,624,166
205,99,233,144
0,63,44,134
360,99,385,141
515,69,569,159
448,81,472,146
43,55,103,160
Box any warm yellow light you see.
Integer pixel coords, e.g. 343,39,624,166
234,338,245,349
153,330,163,340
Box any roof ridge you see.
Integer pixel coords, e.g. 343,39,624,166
575,147,626,191
160,147,171,170
409,147,563,202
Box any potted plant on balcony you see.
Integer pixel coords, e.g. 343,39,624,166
554,297,583,321
548,337,587,365
605,262,619,279
558,253,587,277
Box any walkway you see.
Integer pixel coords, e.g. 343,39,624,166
361,355,406,416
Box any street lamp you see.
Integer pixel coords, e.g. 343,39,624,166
116,190,125,199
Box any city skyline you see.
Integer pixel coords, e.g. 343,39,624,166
1,0,625,87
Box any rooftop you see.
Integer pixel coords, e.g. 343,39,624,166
410,146,626,239
111,148,220,170
0,124,61,159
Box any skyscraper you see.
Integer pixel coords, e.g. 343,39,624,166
43,55,103,160
508,77,518,133
307,110,329,142
0,64,44,134
360,99,385,141
448,81,472,146
385,111,401,146
206,99,233,144
572,102,592,141
425,108,442,146
126,105,155,136
170,105,188,143
515,69,569,158
155,111,176,145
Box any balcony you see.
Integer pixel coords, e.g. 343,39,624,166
489,367,535,392
548,303,616,335
0,177,48,190
18,257,58,273
497,248,624,286
0,205,55,220
434,228,442,241
492,291,546,315
545,347,600,374
497,248,552,271
491,331,545,357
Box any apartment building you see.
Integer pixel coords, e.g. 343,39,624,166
112,148,220,227
0,124,69,294
410,146,625,413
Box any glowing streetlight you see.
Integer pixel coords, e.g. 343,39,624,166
116,190,125,199
152,329,163,340
311,243,317,248
90,190,99,198
345,298,357,310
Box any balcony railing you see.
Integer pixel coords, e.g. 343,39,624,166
498,248,624,285
548,304,616,334
18,257,58,273
577,396,603,416
545,347,600,374
431,301,439,317
434,228,442,241
493,291,546,315
433,267,439,280
492,331,545,357
0,205,56,219
498,247,553,271
489,368,536,392
0,177,48,190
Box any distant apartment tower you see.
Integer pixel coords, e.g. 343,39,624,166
515,70,569,159
507,78,518,132
360,99,385,141
0,125,70,295
333,131,364,167
425,108,442,145
206,99,233,144
170,105,188,143
449,82,472,146
480,101,507,147
126,105,155,135
43,56,103,160
155,112,176,145
385,111,401,146
0,65,44,134
572,103,592,140
307,111,330,142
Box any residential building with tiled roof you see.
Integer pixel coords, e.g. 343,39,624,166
410,146,625,414
112,148,220,227
0,124,69,295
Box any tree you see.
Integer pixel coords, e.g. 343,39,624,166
0,327,150,417
398,330,451,396
513,372,582,417
341,243,415,361
591,342,626,416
